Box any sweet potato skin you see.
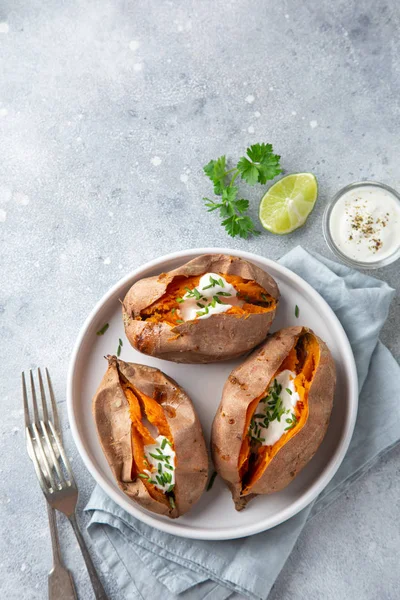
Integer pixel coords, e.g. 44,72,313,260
122,254,280,364
93,356,209,518
211,327,336,510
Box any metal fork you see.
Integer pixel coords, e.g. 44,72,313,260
23,368,108,600
23,369,77,600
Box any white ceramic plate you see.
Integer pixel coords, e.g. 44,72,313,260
67,248,358,540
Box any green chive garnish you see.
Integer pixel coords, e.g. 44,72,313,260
161,438,167,450
176,319,184,324
295,305,299,318
96,323,109,336
168,495,176,509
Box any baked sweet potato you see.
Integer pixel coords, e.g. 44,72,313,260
211,326,336,510
122,254,280,363
93,356,208,518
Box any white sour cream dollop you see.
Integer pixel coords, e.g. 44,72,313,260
250,370,300,447
178,272,243,321
143,435,175,492
329,185,400,263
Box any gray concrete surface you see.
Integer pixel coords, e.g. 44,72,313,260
1,0,399,598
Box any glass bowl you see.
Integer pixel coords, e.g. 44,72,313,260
322,181,400,269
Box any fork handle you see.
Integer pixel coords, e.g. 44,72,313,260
47,504,77,600
68,513,109,600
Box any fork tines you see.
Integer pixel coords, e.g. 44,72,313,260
22,368,73,496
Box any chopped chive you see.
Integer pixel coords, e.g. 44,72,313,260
261,293,269,302
167,484,175,492
217,291,231,296
286,388,292,395
165,464,174,471
149,480,157,484
168,495,176,509
96,323,109,336
156,475,163,485
206,471,218,491
117,339,123,357
171,308,176,314
161,438,167,450
138,473,149,479
197,302,205,308
176,297,184,303
295,305,299,318
149,452,164,461
176,319,184,324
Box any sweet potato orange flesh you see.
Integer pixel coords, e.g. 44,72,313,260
240,333,320,493
140,274,276,325
121,378,173,505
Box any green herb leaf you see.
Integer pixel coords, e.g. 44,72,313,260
222,215,260,239
237,143,282,185
203,156,227,195
206,471,218,491
295,305,299,318
161,438,167,450
176,297,184,303
138,473,149,479
176,319,184,324
286,388,292,395
96,323,109,336
203,143,281,238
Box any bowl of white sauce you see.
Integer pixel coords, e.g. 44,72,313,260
323,181,400,269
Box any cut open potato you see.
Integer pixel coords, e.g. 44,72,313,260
122,254,280,363
93,356,209,517
211,326,336,510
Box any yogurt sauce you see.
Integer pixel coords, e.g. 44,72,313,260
249,370,300,447
143,435,175,492
178,272,243,321
329,185,400,264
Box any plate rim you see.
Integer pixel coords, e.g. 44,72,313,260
67,247,358,540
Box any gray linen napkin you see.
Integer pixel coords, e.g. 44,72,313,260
85,246,399,600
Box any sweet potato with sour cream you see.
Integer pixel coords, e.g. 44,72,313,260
211,326,336,510
93,356,208,517
122,254,280,363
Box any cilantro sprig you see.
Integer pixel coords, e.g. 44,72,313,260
203,143,281,239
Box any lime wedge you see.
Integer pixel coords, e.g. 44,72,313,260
259,173,318,234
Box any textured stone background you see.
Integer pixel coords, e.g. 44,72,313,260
1,0,399,598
